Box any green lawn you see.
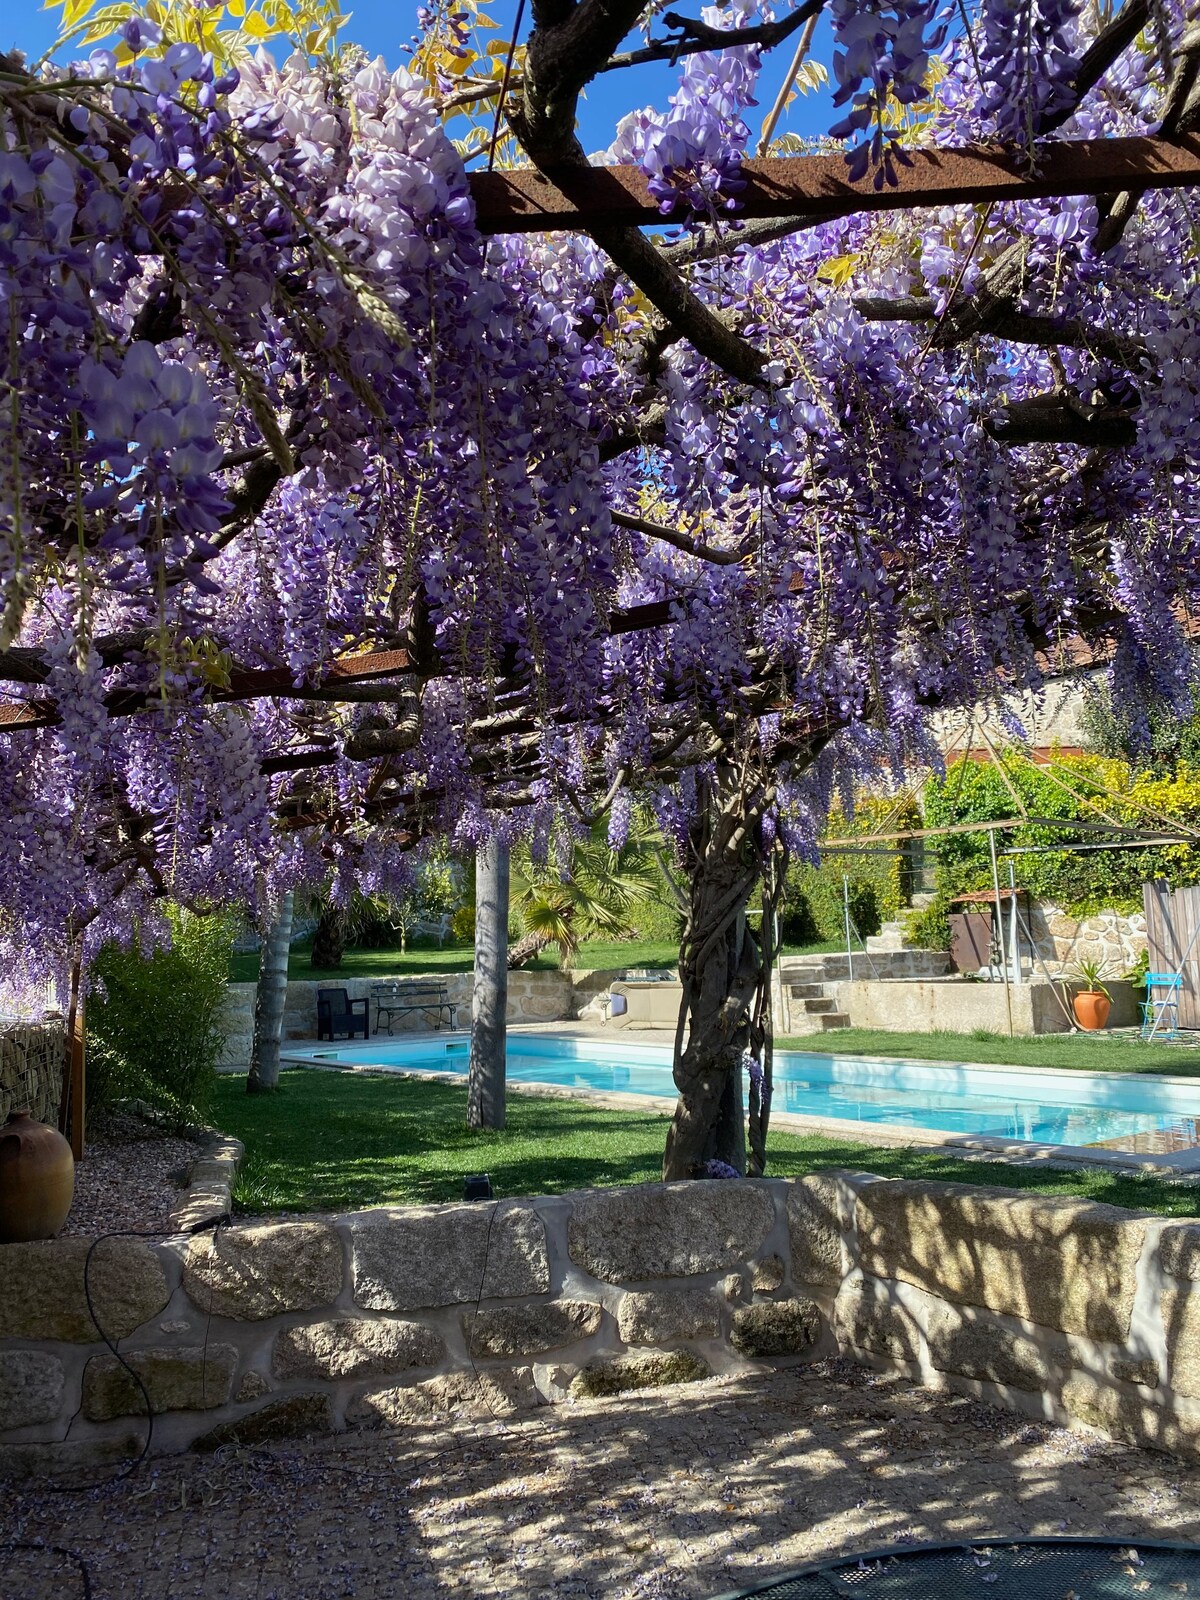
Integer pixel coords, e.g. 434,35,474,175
211,1069,1200,1218
780,1026,1200,1076
230,938,841,984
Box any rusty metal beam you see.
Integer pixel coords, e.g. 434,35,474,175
470,134,1200,233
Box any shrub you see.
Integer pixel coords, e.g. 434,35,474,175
628,871,685,944
1079,679,1200,772
781,794,919,943
922,752,1200,917
904,889,955,950
87,907,235,1122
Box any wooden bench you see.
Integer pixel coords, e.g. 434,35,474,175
371,981,458,1035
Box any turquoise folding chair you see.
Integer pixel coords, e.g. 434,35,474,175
1141,972,1183,1040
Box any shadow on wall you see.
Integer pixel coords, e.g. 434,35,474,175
843,1176,1192,1454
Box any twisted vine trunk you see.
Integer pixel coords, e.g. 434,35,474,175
662,756,785,1181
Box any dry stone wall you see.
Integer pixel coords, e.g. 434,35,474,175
1027,902,1148,974
5,1174,1200,1472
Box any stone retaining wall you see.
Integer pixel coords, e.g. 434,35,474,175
218,970,618,1070
0,1018,66,1124
1027,902,1147,975
6,1174,1200,1473
830,976,1143,1035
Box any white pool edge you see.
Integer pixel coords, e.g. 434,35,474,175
278,1030,1200,1181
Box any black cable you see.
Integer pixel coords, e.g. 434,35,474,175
0,1541,93,1598
463,1198,503,1420
41,1212,231,1494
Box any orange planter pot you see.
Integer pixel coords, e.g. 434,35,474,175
0,1108,75,1242
1073,990,1112,1031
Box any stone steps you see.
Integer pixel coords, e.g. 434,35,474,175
786,1009,852,1034
778,966,851,1033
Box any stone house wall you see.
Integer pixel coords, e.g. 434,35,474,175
1026,902,1148,976
5,1174,1200,1473
0,1019,66,1123
217,969,620,1070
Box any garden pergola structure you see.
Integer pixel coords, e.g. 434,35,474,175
3,0,1199,752
5,0,1200,1167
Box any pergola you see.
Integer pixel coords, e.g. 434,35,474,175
5,0,1200,1162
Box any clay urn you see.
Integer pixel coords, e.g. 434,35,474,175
0,1107,75,1243
1073,990,1112,1031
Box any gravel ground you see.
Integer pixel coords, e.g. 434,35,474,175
61,1112,200,1237
5,1360,1200,1600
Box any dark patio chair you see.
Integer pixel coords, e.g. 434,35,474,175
316,987,369,1042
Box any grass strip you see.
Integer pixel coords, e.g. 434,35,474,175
212,1069,1200,1219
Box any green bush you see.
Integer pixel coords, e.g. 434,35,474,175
1079,680,1200,773
781,795,918,943
901,889,955,950
87,907,235,1122
922,753,1200,917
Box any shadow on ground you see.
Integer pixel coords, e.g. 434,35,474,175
5,1361,1200,1600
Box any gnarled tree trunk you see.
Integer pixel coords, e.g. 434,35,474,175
247,891,293,1095
662,752,785,1180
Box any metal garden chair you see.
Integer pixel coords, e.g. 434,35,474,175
1140,971,1183,1041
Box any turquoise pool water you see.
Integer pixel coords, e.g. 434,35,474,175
283,1033,1200,1152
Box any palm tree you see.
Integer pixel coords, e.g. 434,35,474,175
508,830,661,970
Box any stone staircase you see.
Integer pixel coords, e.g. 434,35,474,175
776,954,853,1035
779,964,852,1035
777,898,951,1036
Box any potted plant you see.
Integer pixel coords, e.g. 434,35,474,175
1068,957,1114,1031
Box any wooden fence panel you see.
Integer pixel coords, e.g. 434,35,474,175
1144,881,1200,1029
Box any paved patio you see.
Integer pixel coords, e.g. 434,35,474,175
6,1360,1200,1600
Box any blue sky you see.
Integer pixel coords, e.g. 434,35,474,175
6,0,839,157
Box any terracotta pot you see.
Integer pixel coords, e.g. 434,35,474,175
0,1108,75,1243
1073,989,1112,1031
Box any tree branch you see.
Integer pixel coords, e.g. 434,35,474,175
1039,0,1150,135
588,221,768,385
1094,23,1200,251
852,292,1151,370
598,2,823,74
983,392,1138,447
611,508,748,564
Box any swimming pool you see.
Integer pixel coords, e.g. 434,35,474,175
281,1031,1200,1156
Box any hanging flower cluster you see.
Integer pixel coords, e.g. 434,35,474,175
609,5,761,219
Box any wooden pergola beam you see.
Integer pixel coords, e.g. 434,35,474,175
470,134,1200,233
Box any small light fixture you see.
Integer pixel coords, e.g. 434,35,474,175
463,1173,493,1201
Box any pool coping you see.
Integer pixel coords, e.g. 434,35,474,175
279,1026,1200,1182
